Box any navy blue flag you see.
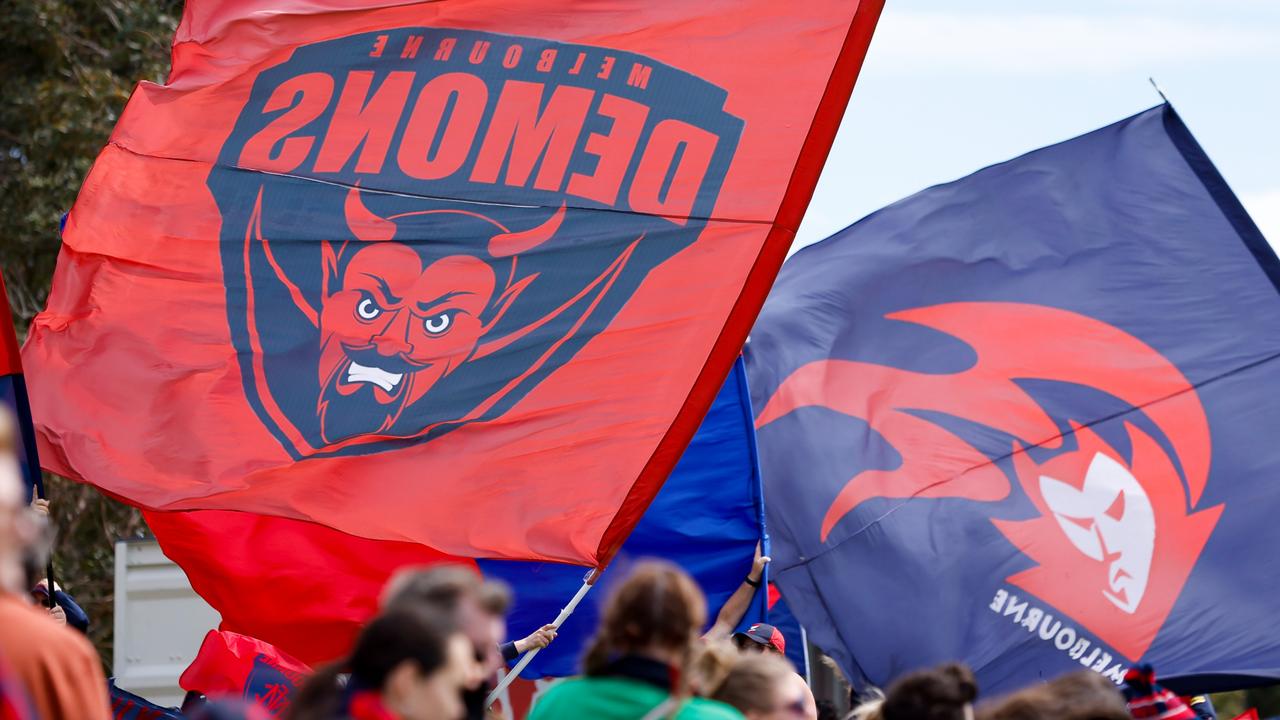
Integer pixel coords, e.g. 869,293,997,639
0,271,41,501
746,104,1280,694
768,586,810,677
480,357,767,677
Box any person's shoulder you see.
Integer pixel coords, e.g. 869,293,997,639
0,595,99,660
529,676,669,719
526,677,593,716
535,676,596,697
0,594,58,649
0,593,44,621
678,697,746,719
535,675,661,701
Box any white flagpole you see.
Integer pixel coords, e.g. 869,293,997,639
800,625,812,686
486,569,599,708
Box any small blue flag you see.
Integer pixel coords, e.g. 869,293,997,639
480,357,767,677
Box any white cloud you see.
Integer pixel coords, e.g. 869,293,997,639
1241,190,1280,255
868,11,1280,75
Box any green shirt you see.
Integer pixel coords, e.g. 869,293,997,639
527,676,744,720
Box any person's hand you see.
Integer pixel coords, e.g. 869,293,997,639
33,579,61,594
750,541,771,583
29,488,49,517
514,625,558,653
48,604,66,626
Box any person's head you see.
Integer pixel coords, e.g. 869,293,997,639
687,641,740,697
711,653,810,720
790,673,819,720
977,671,1128,720
0,410,35,595
582,561,707,675
353,609,472,720
291,607,469,720
847,690,886,720
382,565,512,681
881,663,977,720
733,622,787,656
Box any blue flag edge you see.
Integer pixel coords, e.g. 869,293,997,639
478,356,768,678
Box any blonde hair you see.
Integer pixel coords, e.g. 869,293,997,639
710,653,796,715
686,641,740,697
848,690,886,720
976,671,1129,720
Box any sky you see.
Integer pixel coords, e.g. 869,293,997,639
796,0,1280,253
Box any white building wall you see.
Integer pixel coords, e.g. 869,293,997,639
113,538,221,708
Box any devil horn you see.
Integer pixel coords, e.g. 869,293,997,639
344,184,396,242
488,204,566,258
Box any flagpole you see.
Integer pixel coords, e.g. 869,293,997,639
800,625,812,686
1148,77,1170,104
33,477,56,609
486,568,600,708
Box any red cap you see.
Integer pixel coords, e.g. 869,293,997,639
733,623,786,654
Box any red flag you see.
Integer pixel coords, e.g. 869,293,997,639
489,677,540,720
1231,711,1260,720
148,510,465,665
0,272,42,498
180,630,310,719
0,274,19,378
24,0,882,565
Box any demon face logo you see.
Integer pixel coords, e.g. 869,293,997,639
1038,441,1155,614
229,182,655,455
312,188,566,443
209,27,742,458
757,302,1222,659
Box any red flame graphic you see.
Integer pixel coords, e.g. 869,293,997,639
757,302,1221,659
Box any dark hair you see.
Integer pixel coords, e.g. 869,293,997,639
977,671,1128,720
288,607,455,720
384,565,511,617
581,561,707,676
710,654,795,715
882,663,978,720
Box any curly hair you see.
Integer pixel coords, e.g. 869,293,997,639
581,561,707,676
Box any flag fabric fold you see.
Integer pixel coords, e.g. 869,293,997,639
149,359,764,671
24,0,881,566
180,631,310,719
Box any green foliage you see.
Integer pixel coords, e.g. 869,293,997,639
0,0,181,326
44,473,149,671
1,0,181,668
1214,686,1280,718
1251,686,1280,716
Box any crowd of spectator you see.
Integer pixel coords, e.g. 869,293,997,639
0,410,1226,720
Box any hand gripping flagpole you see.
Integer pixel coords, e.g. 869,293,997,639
486,567,600,708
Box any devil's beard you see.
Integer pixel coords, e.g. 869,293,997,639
316,357,414,445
